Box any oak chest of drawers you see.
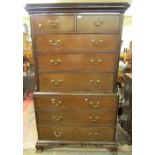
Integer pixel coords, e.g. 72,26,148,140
25,2,129,150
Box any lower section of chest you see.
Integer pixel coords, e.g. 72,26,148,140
34,93,118,143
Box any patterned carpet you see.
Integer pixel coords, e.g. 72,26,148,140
23,95,132,155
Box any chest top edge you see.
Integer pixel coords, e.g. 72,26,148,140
25,3,130,14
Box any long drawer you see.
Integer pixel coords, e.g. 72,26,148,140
38,126,115,142
77,14,120,33
35,34,119,52
38,72,114,92
36,110,116,126
34,94,118,110
31,15,75,33
36,53,116,72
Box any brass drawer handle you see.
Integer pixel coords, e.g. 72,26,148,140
50,59,61,65
48,19,60,26
93,17,103,26
53,131,63,138
52,115,63,121
49,40,61,46
89,132,98,137
51,80,62,86
84,99,100,108
90,59,102,65
90,101,100,108
90,80,101,86
91,40,103,46
51,99,62,107
89,116,99,122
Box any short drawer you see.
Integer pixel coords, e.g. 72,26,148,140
36,110,117,126
35,34,119,52
34,94,118,110
38,126,115,142
36,53,116,72
38,72,114,92
31,15,74,32
77,14,120,33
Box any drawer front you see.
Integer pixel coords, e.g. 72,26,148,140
35,34,119,52
77,14,120,33
34,94,118,110
38,73,114,92
38,126,115,142
36,110,116,126
37,53,116,72
31,15,74,32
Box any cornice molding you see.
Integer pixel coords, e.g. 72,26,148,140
25,3,130,14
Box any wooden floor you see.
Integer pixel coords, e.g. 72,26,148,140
24,149,131,155
23,97,132,155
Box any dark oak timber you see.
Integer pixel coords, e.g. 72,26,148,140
25,2,129,151
25,3,130,14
